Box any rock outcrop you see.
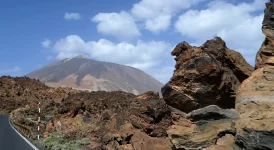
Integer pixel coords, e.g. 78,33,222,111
235,1,274,149
256,1,274,69
162,37,253,113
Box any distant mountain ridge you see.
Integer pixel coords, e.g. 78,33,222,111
27,55,163,95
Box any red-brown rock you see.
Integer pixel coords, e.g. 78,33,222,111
130,131,173,150
162,37,253,113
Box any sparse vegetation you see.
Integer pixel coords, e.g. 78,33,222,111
44,133,90,150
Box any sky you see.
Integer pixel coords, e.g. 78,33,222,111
0,0,268,84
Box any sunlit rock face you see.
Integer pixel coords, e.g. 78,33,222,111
235,65,274,150
235,1,274,150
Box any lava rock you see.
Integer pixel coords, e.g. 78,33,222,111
162,37,253,113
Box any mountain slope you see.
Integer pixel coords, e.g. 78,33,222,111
27,55,163,95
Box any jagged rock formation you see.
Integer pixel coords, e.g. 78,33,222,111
162,37,253,113
256,1,274,69
27,55,163,95
235,1,274,149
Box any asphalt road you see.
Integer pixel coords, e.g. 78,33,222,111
0,115,38,150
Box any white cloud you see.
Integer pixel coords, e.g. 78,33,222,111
41,39,51,48
92,11,141,40
64,12,81,20
175,0,267,65
145,15,172,33
131,0,206,33
91,0,207,36
0,66,21,75
52,35,174,83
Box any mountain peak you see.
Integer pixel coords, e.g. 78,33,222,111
74,55,88,59
27,57,163,95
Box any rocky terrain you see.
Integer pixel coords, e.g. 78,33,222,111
1,1,274,150
0,76,82,115
27,55,163,95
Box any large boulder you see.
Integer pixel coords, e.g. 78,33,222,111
256,1,274,69
162,37,253,113
167,105,237,149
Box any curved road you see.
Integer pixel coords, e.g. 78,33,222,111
0,115,38,150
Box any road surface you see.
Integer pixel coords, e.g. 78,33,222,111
0,115,38,150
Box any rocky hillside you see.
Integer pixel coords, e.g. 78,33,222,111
27,55,163,95
0,76,82,114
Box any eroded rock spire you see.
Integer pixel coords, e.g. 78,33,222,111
255,0,274,68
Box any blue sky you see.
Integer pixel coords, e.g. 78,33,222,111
0,0,268,83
